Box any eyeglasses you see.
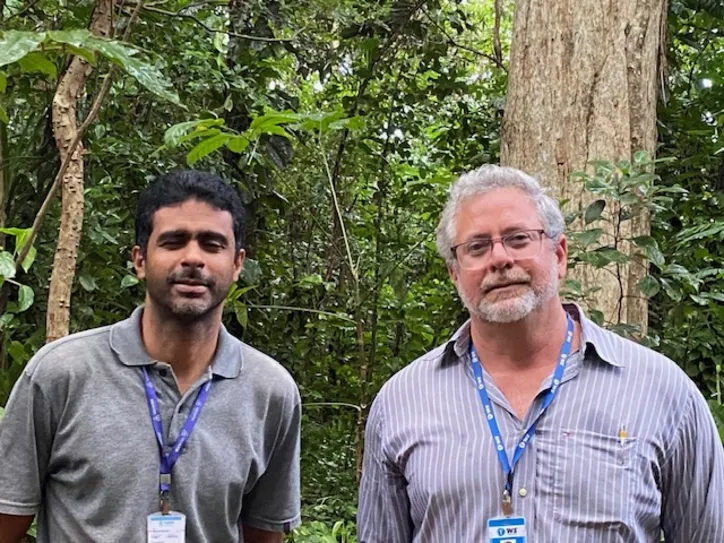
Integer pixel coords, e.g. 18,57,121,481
451,229,548,269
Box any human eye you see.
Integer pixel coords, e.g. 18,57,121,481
505,232,532,248
465,239,491,256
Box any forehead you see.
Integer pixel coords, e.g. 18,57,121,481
454,188,542,239
150,199,234,236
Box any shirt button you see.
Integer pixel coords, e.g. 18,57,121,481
518,488,528,498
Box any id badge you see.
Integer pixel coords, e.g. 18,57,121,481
487,516,526,543
147,511,186,543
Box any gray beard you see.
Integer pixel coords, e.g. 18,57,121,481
457,262,559,324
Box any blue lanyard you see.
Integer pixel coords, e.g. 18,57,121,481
141,367,212,512
470,314,574,506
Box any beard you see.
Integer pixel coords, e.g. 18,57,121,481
145,266,231,325
457,260,559,324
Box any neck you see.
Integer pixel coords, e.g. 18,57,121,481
140,301,221,387
470,301,576,373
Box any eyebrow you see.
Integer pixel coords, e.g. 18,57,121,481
156,229,230,245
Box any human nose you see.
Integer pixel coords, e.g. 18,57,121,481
180,241,205,268
486,239,514,271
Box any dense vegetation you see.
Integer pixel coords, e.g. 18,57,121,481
0,1,723,539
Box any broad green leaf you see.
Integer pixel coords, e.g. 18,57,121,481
0,251,15,279
49,31,180,104
0,73,6,93
646,245,665,268
17,52,57,78
7,340,25,363
78,275,97,292
121,275,139,288
227,135,250,153
583,199,606,224
637,276,660,298
631,235,657,249
164,120,210,148
46,29,92,49
17,285,34,312
0,31,45,68
187,133,231,166
249,111,300,130
576,228,603,247
255,124,292,139
0,103,7,124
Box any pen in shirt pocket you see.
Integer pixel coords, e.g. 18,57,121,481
618,425,628,446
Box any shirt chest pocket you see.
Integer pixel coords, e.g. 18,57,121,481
551,429,637,528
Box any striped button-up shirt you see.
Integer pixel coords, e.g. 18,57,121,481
358,305,724,542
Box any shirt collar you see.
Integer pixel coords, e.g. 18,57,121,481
109,306,242,378
441,302,624,368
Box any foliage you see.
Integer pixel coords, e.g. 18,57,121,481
0,0,722,537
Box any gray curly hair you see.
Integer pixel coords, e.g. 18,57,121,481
435,165,565,266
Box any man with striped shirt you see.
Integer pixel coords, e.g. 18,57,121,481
358,165,724,542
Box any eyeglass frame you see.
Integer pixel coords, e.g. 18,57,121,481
450,229,551,266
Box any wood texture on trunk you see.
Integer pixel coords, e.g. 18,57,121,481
501,0,667,333
46,0,114,343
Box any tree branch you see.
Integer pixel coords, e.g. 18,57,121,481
142,5,294,42
15,1,145,271
421,7,507,73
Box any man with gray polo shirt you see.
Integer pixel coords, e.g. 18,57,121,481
0,170,300,542
358,165,724,542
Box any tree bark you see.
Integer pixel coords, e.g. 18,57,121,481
46,0,114,342
501,0,667,334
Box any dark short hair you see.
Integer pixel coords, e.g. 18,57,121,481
135,170,245,252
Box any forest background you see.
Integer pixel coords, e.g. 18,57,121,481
0,0,723,541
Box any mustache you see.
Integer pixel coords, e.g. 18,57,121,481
480,272,531,293
167,269,215,288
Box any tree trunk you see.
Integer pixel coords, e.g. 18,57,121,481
46,0,114,342
501,0,667,334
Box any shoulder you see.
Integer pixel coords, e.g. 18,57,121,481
24,325,113,382
583,317,700,402
238,341,300,403
373,341,450,409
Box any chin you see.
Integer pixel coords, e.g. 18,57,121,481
476,293,539,324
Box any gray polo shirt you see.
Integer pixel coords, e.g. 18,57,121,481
0,307,301,542
358,304,724,542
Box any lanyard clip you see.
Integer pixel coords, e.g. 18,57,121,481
160,490,170,515
502,489,513,516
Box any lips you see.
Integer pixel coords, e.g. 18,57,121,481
484,281,529,294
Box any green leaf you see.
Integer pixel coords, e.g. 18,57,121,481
0,31,45,68
49,31,180,104
576,228,603,247
0,251,15,279
646,245,665,268
227,135,250,153
121,274,139,288
17,285,34,312
163,119,224,147
631,235,657,249
234,302,248,329
78,275,97,292
186,133,231,166
7,340,25,363
256,124,292,139
637,275,660,298
21,245,36,273
0,103,7,124
583,199,606,224
249,111,300,131
17,52,57,77
0,72,7,93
